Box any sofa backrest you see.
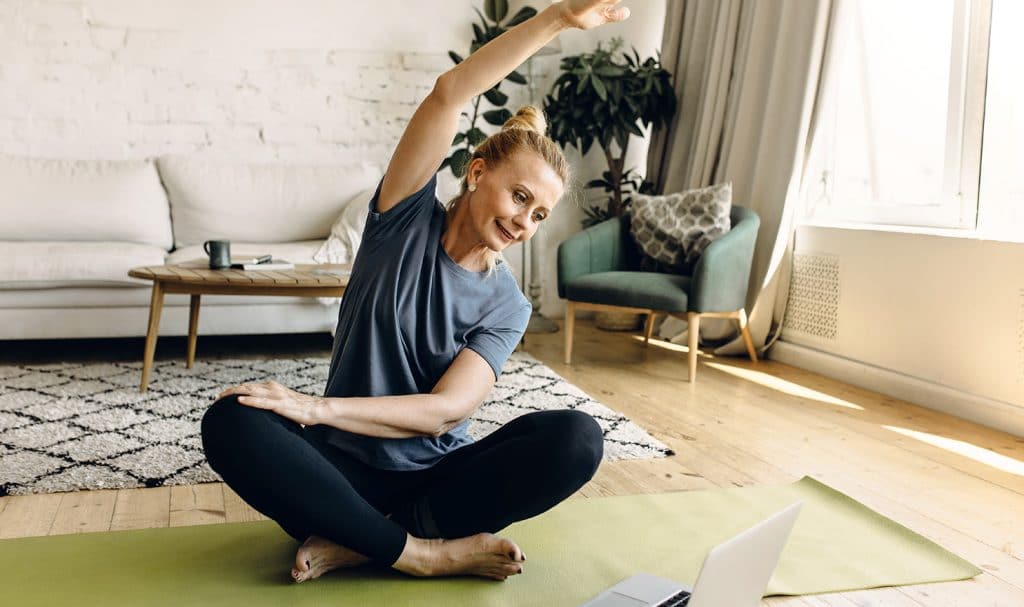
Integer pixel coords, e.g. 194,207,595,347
0,155,173,249
157,157,381,247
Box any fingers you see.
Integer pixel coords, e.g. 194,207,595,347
217,381,280,400
236,395,270,409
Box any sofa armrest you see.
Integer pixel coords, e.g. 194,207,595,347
557,217,631,299
690,207,760,312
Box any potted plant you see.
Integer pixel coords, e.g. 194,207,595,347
543,36,676,226
441,0,538,178
545,37,676,331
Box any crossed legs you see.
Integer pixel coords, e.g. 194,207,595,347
200,396,603,581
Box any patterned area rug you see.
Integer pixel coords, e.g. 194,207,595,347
0,352,673,495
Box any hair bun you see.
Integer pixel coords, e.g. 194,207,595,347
502,105,547,135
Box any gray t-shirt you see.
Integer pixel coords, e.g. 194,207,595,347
311,172,531,471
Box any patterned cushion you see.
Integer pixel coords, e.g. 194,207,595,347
629,183,732,270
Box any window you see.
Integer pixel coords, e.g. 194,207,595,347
803,0,994,232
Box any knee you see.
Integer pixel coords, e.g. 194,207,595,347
200,396,241,440
553,410,604,481
200,396,252,461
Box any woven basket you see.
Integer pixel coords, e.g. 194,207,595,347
595,311,643,331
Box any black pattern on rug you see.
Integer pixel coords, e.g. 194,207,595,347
0,352,673,496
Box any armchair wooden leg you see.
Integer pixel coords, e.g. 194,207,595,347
643,312,657,344
687,311,700,382
564,301,576,364
737,308,758,362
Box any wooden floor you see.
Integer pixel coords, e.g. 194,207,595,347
2,319,1023,605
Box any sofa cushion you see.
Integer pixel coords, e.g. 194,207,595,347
0,156,173,249
164,240,323,266
313,187,374,264
0,242,167,289
158,157,381,247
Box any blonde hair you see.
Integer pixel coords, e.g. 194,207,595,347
447,105,571,275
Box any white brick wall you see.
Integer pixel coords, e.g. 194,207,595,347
0,0,482,166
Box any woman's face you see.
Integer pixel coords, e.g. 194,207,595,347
465,152,564,251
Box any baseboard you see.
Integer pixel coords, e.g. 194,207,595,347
768,340,1024,438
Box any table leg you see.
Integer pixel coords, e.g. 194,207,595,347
140,281,165,392
187,294,201,368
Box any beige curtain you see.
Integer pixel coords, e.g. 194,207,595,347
648,0,833,355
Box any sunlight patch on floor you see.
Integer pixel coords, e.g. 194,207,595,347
704,361,865,411
630,335,693,354
883,425,1024,477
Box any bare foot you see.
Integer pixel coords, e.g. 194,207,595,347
393,532,526,581
291,535,371,583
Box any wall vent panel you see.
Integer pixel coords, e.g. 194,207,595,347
783,253,840,341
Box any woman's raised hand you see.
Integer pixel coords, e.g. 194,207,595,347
557,0,631,30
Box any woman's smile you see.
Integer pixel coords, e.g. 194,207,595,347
495,219,516,242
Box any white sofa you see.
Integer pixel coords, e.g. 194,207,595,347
0,155,381,341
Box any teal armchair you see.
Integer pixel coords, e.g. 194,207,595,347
557,206,761,382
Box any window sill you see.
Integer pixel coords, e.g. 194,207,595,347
798,219,1024,245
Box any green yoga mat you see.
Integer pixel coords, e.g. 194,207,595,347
1,477,979,606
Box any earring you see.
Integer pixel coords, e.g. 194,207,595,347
468,183,477,192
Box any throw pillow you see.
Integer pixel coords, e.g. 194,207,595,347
312,185,375,306
312,186,376,265
629,182,732,270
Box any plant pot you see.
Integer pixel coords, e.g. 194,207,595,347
595,311,643,331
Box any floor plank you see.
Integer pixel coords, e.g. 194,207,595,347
0,492,62,539
110,487,171,531
48,490,118,535
169,483,225,527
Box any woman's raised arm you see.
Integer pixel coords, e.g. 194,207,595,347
375,0,630,214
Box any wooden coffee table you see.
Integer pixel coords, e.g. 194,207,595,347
128,260,351,392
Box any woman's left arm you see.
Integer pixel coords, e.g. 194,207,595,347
218,348,496,439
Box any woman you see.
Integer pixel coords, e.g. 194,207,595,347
201,0,630,583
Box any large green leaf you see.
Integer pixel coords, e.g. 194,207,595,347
452,132,466,145
483,88,508,106
505,70,527,85
450,148,472,178
581,136,594,156
484,0,508,22
591,76,607,101
483,108,513,126
575,74,590,95
472,7,491,37
466,127,488,146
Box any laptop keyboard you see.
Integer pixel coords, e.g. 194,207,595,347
658,590,691,607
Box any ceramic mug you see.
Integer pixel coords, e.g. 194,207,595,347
203,240,231,269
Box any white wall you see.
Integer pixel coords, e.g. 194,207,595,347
0,0,666,317
779,225,1024,433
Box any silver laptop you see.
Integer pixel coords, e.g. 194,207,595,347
580,502,802,607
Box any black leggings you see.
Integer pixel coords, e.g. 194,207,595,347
200,396,604,566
